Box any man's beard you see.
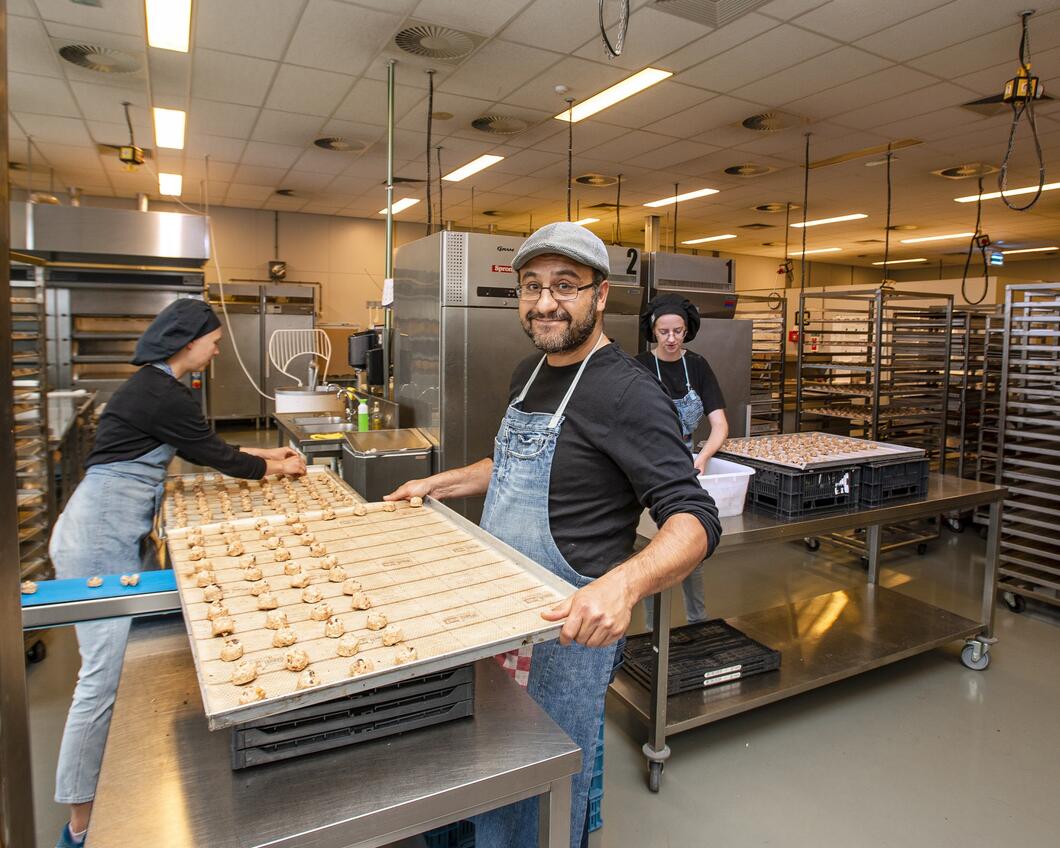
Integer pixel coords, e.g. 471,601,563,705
520,289,599,354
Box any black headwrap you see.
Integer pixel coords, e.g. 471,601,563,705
640,293,701,343
131,299,221,365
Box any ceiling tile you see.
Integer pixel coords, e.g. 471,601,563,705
661,13,780,73
16,113,92,145
488,147,565,176
498,0,605,54
251,110,326,147
333,78,422,126
9,15,64,78
186,133,247,163
757,0,831,19
184,159,239,182
33,0,142,36
317,118,385,149
190,98,261,139
69,82,150,128
574,6,714,70
147,48,193,103
86,120,151,148
650,94,766,137
624,139,724,172
324,175,382,195
276,172,336,193
501,56,628,114
226,183,274,202
292,147,361,176
195,0,305,61
9,72,79,117
232,164,289,186
535,120,629,155
285,0,402,76
241,141,304,169
439,40,561,102
787,65,938,120
834,82,982,131
594,82,715,130
192,49,277,107
410,0,529,35
579,130,679,162
794,0,952,42
265,65,356,118
737,47,892,107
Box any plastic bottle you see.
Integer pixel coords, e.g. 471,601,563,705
357,397,369,432
370,401,383,431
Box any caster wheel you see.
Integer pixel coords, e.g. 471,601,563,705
648,761,663,793
25,640,46,664
1002,592,1026,614
945,518,964,533
916,543,929,555
804,537,820,552
961,643,990,671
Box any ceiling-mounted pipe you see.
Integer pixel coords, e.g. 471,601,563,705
644,215,661,253
67,187,81,207
383,58,396,400
136,192,149,212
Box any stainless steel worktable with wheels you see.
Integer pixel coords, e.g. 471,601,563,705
90,619,580,848
611,475,1005,793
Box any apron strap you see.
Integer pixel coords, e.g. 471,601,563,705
513,355,548,404
549,334,607,428
654,351,693,392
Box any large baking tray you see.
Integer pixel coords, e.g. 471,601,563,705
718,432,925,471
166,497,574,730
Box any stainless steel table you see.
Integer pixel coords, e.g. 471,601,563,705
612,475,1005,793
91,619,580,847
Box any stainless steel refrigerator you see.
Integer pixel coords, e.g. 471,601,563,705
394,231,644,519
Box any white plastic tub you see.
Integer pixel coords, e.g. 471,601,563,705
697,457,755,517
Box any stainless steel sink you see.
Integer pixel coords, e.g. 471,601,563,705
298,422,357,434
293,415,346,424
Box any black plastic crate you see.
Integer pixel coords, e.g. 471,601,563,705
623,619,781,696
737,456,861,518
859,458,929,507
231,665,474,769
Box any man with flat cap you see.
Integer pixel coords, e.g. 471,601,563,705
50,298,306,848
388,223,720,847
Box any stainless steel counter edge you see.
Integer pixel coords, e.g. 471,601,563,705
22,590,180,629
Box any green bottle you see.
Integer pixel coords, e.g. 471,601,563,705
357,397,369,432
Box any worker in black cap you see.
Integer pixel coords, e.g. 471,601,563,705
49,298,305,848
636,294,728,626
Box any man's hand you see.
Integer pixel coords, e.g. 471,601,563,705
280,454,307,477
540,571,634,648
384,478,436,502
260,447,301,461
693,453,709,475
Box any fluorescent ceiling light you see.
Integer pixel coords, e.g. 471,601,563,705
572,217,600,225
899,232,974,244
872,258,926,265
790,213,867,228
442,154,504,182
1001,246,1059,255
555,68,673,123
794,247,842,255
158,173,182,196
682,234,736,245
153,107,186,150
955,182,1060,202
379,198,420,214
644,187,719,208
145,0,192,52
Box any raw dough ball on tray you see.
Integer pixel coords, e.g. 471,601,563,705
324,616,345,638
341,578,363,596
310,602,332,622
272,627,297,648
296,669,320,690
289,572,311,589
381,625,404,646
366,612,387,630
337,634,361,657
350,591,372,611
203,584,224,603
349,657,374,676
220,639,243,662
393,645,418,665
238,686,266,704
264,609,288,630
273,548,292,562
211,616,235,637
257,591,279,611
284,648,310,672
231,659,258,685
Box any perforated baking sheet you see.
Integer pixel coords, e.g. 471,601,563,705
166,497,574,729
719,432,925,471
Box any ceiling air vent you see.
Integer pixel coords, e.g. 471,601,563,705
760,241,784,247
275,189,297,197
739,223,773,230
314,137,367,152
653,0,772,28
855,238,884,244
576,173,619,187
725,163,775,177
932,163,998,180
394,22,483,62
753,202,797,213
481,210,504,217
471,114,528,135
59,44,141,74
431,111,454,121
887,224,918,231
587,202,630,209
740,112,797,133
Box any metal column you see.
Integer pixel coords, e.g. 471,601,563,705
382,59,396,400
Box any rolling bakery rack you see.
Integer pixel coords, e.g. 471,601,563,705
974,312,1006,535
736,292,787,436
794,288,953,561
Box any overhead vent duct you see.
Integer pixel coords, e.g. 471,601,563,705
932,162,999,180
740,111,800,133
725,163,775,177
471,114,528,135
58,43,141,74
576,173,619,187
653,0,772,27
393,21,484,62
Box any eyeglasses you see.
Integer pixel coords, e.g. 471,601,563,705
656,327,686,339
516,281,595,302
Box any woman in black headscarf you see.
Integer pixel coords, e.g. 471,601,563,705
49,299,305,848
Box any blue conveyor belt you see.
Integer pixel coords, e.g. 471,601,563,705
20,570,177,607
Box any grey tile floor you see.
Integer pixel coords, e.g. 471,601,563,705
25,429,1060,846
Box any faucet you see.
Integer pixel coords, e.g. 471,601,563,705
325,384,357,421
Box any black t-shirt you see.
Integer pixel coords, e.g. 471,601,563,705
86,366,265,479
508,342,721,578
634,350,725,414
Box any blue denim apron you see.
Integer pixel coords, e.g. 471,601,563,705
474,337,623,848
654,352,705,454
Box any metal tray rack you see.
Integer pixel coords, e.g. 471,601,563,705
996,283,1060,610
165,496,574,729
794,289,953,559
735,292,787,435
974,313,1006,533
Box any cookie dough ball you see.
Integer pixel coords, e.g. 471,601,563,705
327,564,347,582
324,616,345,638
308,543,327,558
301,586,323,604
227,542,247,558
283,560,302,576
202,584,224,603
289,572,311,589
321,556,339,572
350,591,372,611
284,648,309,672
195,570,218,588
297,532,316,545
220,638,243,662
366,612,388,630
341,578,363,596
231,660,258,685
254,518,271,530
381,625,404,646
85,576,104,588
272,626,297,648
119,573,140,587
238,686,266,705
274,548,292,562
187,546,206,561
393,645,418,665
242,565,264,582
349,657,375,676
284,512,301,525
21,580,38,595
337,634,361,657
310,602,332,622
296,669,320,690
258,526,274,539
262,537,281,550
237,554,257,569
211,616,236,637
321,508,336,521
206,602,229,621
264,609,288,630
290,522,307,535
352,503,367,516
256,591,279,611
382,502,396,513
218,522,235,533
409,496,423,508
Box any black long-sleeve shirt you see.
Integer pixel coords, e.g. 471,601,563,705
86,366,265,479
509,342,721,578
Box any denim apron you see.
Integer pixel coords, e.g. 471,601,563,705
654,352,705,454
474,336,623,848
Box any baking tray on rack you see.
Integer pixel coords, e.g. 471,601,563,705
718,432,925,471
165,496,574,730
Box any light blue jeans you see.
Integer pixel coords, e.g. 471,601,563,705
642,562,708,628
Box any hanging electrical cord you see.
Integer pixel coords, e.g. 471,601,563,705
998,10,1046,211
672,182,679,253
614,173,622,244
598,0,630,58
778,201,794,289
565,98,575,221
122,100,136,148
881,143,893,284
961,176,990,306
424,70,435,235
436,146,444,227
800,133,811,290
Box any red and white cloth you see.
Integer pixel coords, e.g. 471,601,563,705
495,645,533,688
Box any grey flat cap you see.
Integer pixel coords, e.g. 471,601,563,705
512,222,610,277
